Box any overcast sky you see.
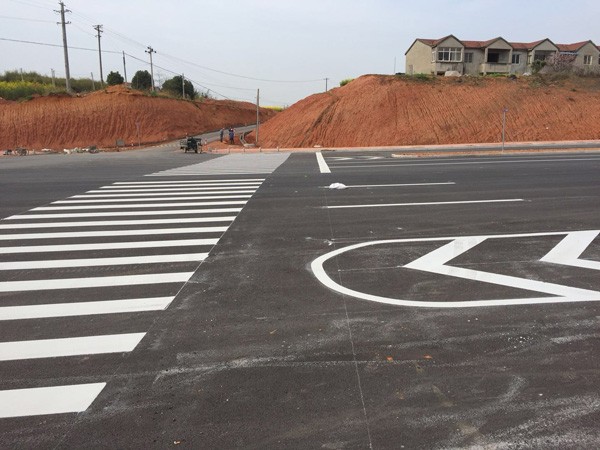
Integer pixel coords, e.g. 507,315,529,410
2,0,599,106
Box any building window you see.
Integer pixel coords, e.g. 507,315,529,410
583,55,593,65
464,52,473,63
437,47,462,62
512,54,521,64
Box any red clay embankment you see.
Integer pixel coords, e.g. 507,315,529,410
0,85,276,150
255,74,600,148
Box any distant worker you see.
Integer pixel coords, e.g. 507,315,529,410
229,128,235,144
219,128,224,142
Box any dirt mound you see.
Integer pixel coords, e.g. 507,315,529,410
255,75,600,148
0,86,275,150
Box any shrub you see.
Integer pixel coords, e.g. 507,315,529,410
131,70,153,90
0,81,55,101
161,75,197,99
339,78,354,87
107,71,124,85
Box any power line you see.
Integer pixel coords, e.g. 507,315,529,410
0,15,55,23
0,36,121,54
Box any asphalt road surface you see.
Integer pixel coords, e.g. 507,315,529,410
0,148,599,449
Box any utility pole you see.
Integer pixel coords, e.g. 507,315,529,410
56,1,72,93
122,51,128,83
91,72,95,90
502,107,509,152
145,46,156,91
256,89,260,147
20,68,24,82
93,24,104,87
394,57,397,74
325,77,329,92
51,68,56,87
182,73,185,98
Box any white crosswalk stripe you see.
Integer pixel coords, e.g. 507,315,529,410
0,174,275,419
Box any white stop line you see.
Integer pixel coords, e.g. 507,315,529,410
311,230,600,308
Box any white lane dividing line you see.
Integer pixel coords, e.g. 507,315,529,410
0,217,236,230
541,230,600,270
73,189,257,198
5,208,243,219
0,297,174,320
54,195,252,204
113,179,264,184
0,227,227,241
34,200,247,211
0,253,209,270
328,157,600,169
0,272,194,293
320,182,456,188
325,199,524,209
0,383,106,418
316,152,331,174
0,333,146,361
0,238,218,254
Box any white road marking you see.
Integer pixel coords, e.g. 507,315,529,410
311,230,600,308
328,157,600,169
316,152,331,173
405,237,599,298
320,182,455,188
0,333,146,361
5,208,243,219
0,217,236,229
0,253,209,270
113,179,264,185
54,195,251,204
0,272,194,292
97,183,262,191
0,383,107,418
0,238,218,254
34,200,247,210
73,189,257,197
325,199,524,209
0,227,227,240
0,297,174,320
541,230,600,270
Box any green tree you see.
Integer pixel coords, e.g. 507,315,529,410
131,70,152,90
161,75,197,99
106,71,124,85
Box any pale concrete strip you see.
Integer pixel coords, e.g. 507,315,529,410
0,333,145,361
147,153,290,176
0,227,227,240
0,383,106,418
0,253,209,270
6,208,242,219
0,217,236,229
0,238,218,254
325,199,524,209
0,272,194,293
54,195,252,204
316,152,331,173
113,179,264,185
0,297,174,321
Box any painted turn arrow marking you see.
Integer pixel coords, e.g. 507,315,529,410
311,230,600,308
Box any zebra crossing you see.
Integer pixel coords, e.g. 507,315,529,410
0,176,265,419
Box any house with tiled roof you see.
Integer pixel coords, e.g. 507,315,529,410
405,35,599,76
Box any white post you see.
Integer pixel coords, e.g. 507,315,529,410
502,107,508,152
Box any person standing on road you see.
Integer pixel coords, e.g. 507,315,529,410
219,128,224,142
229,128,235,144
